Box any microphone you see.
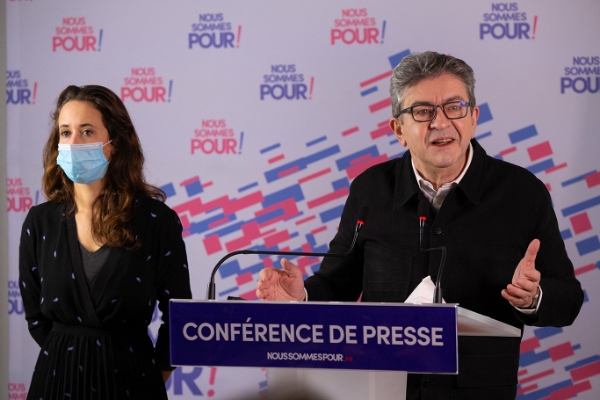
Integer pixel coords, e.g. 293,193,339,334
206,205,370,300
418,199,447,304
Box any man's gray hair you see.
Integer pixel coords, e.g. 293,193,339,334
389,51,476,118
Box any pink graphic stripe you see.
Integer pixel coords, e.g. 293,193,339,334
570,212,592,234
347,154,388,180
307,187,349,209
295,215,317,225
519,368,554,385
268,154,285,164
342,126,359,136
545,163,567,174
527,141,553,161
570,360,600,382
360,70,392,87
369,98,391,113
499,146,517,156
298,168,331,184
575,263,596,276
585,171,600,188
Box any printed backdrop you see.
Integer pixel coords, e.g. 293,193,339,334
5,0,600,399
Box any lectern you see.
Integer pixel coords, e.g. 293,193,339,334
169,300,520,400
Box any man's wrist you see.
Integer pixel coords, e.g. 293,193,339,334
526,286,540,309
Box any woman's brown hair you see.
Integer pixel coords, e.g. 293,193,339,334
42,85,165,250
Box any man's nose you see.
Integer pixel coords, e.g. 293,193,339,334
430,105,451,128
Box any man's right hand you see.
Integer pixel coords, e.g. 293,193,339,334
256,258,306,301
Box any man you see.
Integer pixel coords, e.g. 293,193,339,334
256,51,583,399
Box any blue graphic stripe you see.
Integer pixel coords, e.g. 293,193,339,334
565,355,600,371
509,125,537,144
561,229,572,240
238,182,258,192
516,379,574,400
262,184,304,207
361,87,378,96
576,235,600,256
389,49,411,69
475,131,492,140
185,180,203,197
218,286,239,296
534,326,563,339
561,170,597,187
264,145,340,183
477,103,493,124
526,159,554,174
336,146,379,171
332,177,350,190
320,205,344,223
260,143,281,154
161,183,176,198
519,349,550,367
389,150,407,160
187,213,237,236
561,195,600,217
306,136,327,147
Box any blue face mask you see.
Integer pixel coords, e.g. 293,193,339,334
56,141,111,184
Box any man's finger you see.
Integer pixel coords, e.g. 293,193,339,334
280,258,299,274
522,239,540,267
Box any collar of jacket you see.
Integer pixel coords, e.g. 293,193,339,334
392,138,486,210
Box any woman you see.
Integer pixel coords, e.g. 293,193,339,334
19,85,192,399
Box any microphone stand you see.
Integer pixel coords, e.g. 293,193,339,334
419,216,447,304
206,218,364,300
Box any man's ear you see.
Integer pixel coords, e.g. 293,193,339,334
390,117,408,147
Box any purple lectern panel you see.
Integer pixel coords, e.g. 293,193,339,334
170,300,458,373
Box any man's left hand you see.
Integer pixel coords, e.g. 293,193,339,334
502,239,541,308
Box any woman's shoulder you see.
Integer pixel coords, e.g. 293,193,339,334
26,200,65,220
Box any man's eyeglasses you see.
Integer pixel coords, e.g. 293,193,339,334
397,100,472,122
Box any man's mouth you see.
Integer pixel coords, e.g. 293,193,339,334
431,138,454,146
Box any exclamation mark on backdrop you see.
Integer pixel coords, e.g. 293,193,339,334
32,82,37,104
207,367,217,397
238,131,244,154
98,29,103,51
381,21,386,44
168,80,173,102
532,16,538,39
309,77,314,100
236,26,242,48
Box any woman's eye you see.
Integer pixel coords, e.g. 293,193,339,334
60,131,70,137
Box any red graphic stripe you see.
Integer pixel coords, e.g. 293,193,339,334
295,215,316,225
575,263,596,276
520,336,540,353
570,360,600,382
268,154,285,164
499,146,517,156
369,98,391,113
527,141,553,161
370,125,392,140
545,163,567,174
307,187,349,209
347,154,388,179
342,126,359,136
548,342,574,361
360,70,392,87
585,171,600,187
519,368,554,385
298,168,331,183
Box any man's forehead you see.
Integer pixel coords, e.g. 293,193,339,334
403,73,469,104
